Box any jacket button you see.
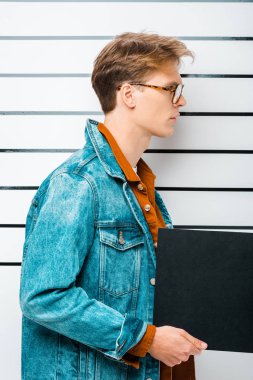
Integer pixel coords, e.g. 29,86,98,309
137,183,144,191
153,241,157,248
144,204,151,212
150,278,155,286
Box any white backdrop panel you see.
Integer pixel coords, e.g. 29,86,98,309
0,228,25,262
182,40,253,75
0,3,252,36
1,153,71,186
0,77,252,112
144,153,252,188
160,191,253,226
0,267,22,380
1,116,253,150
1,152,252,187
0,40,252,75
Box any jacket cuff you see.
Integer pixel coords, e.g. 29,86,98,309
126,324,156,357
102,313,148,362
119,324,156,369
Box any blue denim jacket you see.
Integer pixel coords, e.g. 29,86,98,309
19,118,173,380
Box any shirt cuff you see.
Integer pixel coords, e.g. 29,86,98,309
121,353,141,369
121,324,156,368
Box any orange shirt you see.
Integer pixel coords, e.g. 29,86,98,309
97,121,195,380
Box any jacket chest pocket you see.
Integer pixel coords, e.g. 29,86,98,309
99,226,144,296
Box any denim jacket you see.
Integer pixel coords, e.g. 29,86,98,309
19,118,173,380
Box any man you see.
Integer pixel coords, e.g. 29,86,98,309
19,32,207,380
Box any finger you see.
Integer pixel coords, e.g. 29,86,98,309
163,360,174,367
183,342,200,356
191,346,202,356
179,353,190,362
171,357,182,366
170,355,182,366
180,330,208,350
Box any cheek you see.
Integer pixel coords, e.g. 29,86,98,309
141,97,165,115
135,98,156,121
136,94,173,122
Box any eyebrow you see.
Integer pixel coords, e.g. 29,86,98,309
164,81,181,86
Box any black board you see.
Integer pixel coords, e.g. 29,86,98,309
153,228,253,353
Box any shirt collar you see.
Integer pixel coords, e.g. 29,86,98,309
84,118,156,184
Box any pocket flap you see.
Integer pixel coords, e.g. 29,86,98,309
99,227,144,251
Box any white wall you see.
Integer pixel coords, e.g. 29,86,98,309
0,1,253,379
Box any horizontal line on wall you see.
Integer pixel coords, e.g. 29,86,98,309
1,149,253,154
0,262,21,266
0,224,25,228
0,74,252,78
0,186,39,190
1,186,253,191
0,112,253,116
0,224,253,230
0,36,252,41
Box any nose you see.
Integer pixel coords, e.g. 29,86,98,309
177,94,187,107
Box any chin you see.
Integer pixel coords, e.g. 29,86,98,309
165,129,175,137
164,123,175,134
153,129,174,138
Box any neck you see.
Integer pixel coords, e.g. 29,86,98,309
103,114,152,167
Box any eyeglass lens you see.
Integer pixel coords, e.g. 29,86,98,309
173,84,183,104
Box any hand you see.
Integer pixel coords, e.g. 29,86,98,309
148,326,208,367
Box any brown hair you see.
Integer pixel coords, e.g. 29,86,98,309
91,31,195,114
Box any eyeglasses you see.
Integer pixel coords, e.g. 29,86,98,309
117,82,184,104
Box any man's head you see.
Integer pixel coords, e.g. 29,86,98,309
91,32,195,138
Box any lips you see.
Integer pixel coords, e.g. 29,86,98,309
170,113,180,119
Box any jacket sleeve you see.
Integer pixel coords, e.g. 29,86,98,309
19,171,147,362
122,324,156,368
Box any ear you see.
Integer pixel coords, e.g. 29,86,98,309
119,83,136,109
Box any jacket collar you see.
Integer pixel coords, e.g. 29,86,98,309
84,118,173,231
84,118,156,184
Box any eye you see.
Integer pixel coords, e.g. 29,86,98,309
165,85,177,92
